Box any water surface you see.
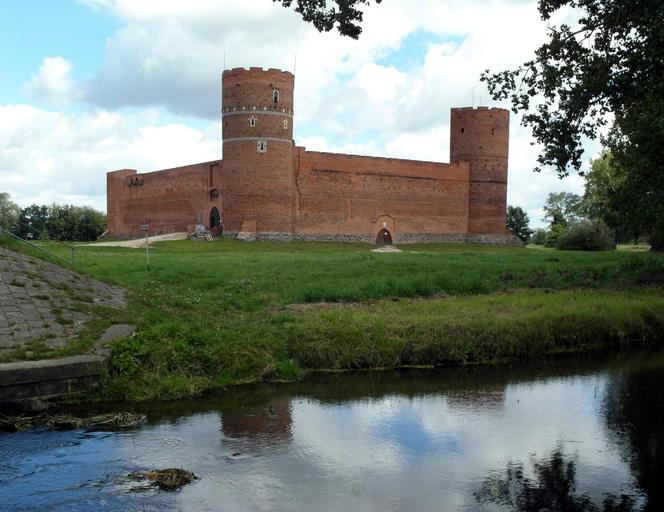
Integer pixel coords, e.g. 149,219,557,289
1,352,663,511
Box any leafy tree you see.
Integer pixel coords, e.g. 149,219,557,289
481,0,662,176
14,203,105,242
531,228,547,245
74,206,107,241
46,204,106,242
582,151,641,244
0,192,20,231
605,95,664,250
16,204,49,239
481,0,664,249
274,0,381,39
506,205,533,243
543,192,583,228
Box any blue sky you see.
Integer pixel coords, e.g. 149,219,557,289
0,1,119,104
0,0,590,226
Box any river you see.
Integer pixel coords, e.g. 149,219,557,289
1,351,663,511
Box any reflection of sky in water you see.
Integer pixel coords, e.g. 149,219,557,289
0,368,651,511
372,409,461,457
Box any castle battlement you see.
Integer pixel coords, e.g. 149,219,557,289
224,67,294,77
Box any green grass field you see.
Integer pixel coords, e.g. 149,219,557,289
3,236,664,400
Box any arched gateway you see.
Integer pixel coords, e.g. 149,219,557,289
209,207,221,229
376,229,393,245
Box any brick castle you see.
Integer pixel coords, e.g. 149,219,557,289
107,67,518,244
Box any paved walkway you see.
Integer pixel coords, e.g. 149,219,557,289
371,245,402,253
89,232,187,248
0,247,125,356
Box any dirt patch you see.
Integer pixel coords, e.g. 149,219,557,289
270,289,582,315
272,301,372,314
635,272,664,285
271,294,453,314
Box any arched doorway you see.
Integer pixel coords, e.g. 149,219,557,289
376,229,393,245
209,207,221,229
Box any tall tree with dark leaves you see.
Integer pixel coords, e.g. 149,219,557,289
481,0,664,249
582,151,642,243
274,0,382,39
506,205,533,243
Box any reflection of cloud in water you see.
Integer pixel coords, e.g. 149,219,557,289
4,358,657,511
292,373,637,510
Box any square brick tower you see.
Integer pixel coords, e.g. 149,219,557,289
450,107,510,234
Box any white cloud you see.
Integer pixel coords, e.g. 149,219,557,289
5,0,597,224
24,57,82,108
0,105,219,211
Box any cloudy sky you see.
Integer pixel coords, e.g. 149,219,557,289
0,0,594,227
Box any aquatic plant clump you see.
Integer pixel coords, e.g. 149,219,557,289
0,412,146,432
127,468,198,491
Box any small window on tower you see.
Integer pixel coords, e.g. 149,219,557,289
249,116,256,127
283,119,288,129
273,90,279,103
257,140,267,153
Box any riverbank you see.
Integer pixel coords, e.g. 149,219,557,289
2,237,663,401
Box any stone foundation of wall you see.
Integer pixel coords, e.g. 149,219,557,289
225,231,522,246
465,233,523,247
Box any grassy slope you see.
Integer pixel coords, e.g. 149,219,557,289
5,237,664,400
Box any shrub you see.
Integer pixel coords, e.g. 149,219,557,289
545,224,566,248
648,227,664,252
531,229,547,245
555,220,616,251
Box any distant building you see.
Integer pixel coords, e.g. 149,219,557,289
107,67,518,245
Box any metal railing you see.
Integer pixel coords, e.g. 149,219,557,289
0,225,76,266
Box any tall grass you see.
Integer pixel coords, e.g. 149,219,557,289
286,288,664,369
3,237,663,400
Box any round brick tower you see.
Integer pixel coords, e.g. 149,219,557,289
449,107,510,234
221,67,295,237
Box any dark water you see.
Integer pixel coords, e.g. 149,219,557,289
2,352,664,512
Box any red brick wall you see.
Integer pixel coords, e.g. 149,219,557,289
450,107,509,234
293,148,470,241
106,160,222,237
106,71,512,242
